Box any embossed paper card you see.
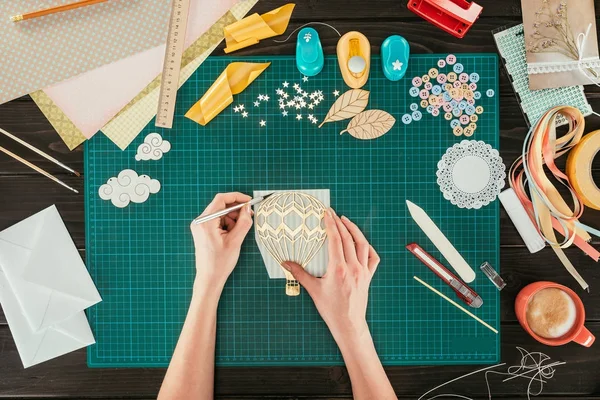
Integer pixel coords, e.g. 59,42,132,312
521,0,600,89
0,0,170,105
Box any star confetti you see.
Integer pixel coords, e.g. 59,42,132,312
241,111,248,118
333,90,340,97
282,110,288,117
259,120,266,127
308,104,315,109
302,76,309,82
238,104,245,110
264,95,270,101
296,114,302,120
283,93,289,99
258,94,265,101
254,101,260,107
276,88,284,95
233,106,240,112
282,81,289,88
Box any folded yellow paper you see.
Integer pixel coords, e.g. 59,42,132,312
223,3,295,53
185,62,270,126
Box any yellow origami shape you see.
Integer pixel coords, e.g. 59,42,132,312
185,62,270,126
223,3,295,54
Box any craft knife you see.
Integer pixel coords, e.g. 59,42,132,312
407,243,482,308
192,193,273,225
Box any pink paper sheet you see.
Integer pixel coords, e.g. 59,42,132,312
43,0,238,139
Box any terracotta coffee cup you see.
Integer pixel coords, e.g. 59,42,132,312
515,281,594,347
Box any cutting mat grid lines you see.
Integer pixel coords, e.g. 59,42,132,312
85,54,500,367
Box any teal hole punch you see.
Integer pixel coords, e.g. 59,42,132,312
296,27,324,76
381,35,410,81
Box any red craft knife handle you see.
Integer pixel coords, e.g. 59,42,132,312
406,243,476,306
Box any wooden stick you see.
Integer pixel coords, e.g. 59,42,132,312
0,146,78,194
413,275,498,334
11,0,109,22
0,128,79,176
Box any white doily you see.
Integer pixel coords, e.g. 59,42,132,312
436,140,506,209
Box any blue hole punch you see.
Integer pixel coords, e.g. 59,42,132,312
296,27,324,77
381,35,410,81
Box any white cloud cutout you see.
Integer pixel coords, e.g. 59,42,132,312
135,133,171,161
98,169,160,208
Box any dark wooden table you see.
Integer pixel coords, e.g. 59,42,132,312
1,1,600,398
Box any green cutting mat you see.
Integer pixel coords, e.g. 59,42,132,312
85,54,500,367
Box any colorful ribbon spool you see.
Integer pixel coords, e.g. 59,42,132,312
567,129,600,210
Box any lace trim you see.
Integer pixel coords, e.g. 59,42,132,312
527,58,600,74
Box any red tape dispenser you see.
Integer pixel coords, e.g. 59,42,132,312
407,0,483,39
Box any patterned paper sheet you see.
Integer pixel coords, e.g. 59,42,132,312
33,0,258,151
0,0,170,104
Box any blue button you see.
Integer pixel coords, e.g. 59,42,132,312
401,114,412,124
410,103,418,111
465,105,476,115
426,105,434,113
458,100,468,110
474,91,481,100
453,63,464,73
450,100,458,108
469,73,480,83
450,119,460,128
412,111,422,121
452,108,462,117
443,92,452,102
431,85,442,95
486,89,495,97
409,87,419,97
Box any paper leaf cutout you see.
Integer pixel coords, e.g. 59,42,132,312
339,110,396,140
318,89,369,128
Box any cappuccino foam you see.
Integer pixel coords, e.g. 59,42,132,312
526,288,577,339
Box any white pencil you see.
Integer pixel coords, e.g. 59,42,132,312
413,275,498,334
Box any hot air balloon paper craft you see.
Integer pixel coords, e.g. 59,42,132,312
254,190,329,296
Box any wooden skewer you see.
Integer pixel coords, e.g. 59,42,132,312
0,128,79,176
413,276,498,334
10,0,109,22
0,146,79,194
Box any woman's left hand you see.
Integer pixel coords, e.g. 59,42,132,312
190,192,254,295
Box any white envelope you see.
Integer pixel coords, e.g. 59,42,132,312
0,205,101,368
0,272,95,368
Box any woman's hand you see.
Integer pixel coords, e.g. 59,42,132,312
191,192,254,296
282,208,380,344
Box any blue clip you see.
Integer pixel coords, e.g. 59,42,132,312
296,27,324,77
381,35,410,81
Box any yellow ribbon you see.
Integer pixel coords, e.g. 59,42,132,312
185,62,270,126
223,4,295,54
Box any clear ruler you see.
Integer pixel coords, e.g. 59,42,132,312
155,0,191,129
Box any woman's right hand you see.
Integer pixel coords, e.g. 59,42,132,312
282,208,380,344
